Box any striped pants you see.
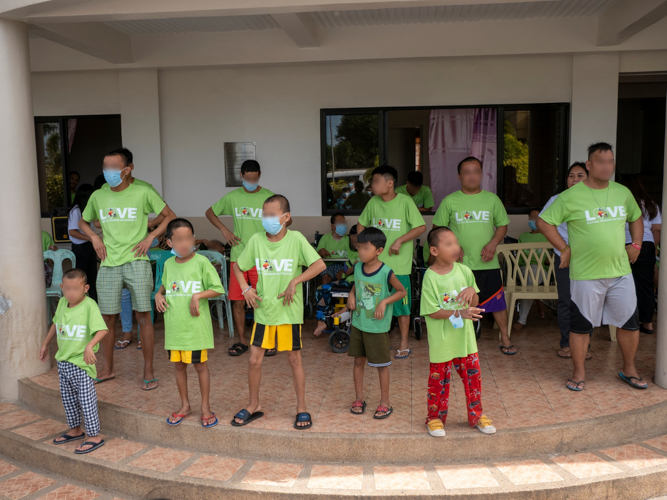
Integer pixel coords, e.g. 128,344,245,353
57,361,100,437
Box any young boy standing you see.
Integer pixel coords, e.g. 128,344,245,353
431,157,513,354
155,219,225,428
420,227,496,437
232,195,326,429
39,269,108,454
205,160,274,357
336,228,406,419
358,165,426,359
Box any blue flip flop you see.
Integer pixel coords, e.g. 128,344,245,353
395,349,411,359
294,412,312,430
618,372,648,390
201,414,218,428
167,413,187,426
74,440,105,454
53,433,85,444
142,378,158,391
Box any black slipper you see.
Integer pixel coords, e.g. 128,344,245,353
294,412,312,430
231,409,265,426
75,440,105,454
499,345,517,355
228,343,249,356
264,348,277,357
640,325,654,335
53,433,85,445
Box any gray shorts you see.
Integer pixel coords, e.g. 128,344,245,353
570,274,639,334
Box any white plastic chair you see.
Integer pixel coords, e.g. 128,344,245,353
43,249,76,323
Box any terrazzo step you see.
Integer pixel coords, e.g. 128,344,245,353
18,377,667,465
2,402,667,500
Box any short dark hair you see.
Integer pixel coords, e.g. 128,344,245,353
265,194,290,213
93,174,106,190
70,171,80,178
357,227,386,250
63,267,87,285
427,226,452,248
407,171,423,186
568,162,587,175
166,218,194,239
330,213,344,224
240,160,261,175
457,156,482,174
354,180,364,192
105,147,133,165
372,165,398,185
587,142,613,159
529,208,542,215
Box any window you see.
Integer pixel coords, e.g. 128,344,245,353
35,115,122,217
321,104,569,215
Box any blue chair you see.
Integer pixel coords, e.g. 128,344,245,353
148,250,172,323
198,250,234,337
43,249,76,323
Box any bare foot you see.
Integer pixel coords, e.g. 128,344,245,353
169,404,191,424
234,403,262,425
313,321,327,337
512,322,524,333
557,347,571,358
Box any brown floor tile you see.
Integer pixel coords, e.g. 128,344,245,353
0,459,20,477
92,438,147,462
644,435,667,452
600,443,667,469
181,455,245,481
0,403,20,414
128,447,193,472
35,484,101,499
494,459,564,485
0,411,41,430
373,466,430,490
0,471,56,499
551,452,623,478
308,465,363,489
242,461,303,487
12,419,66,440
435,464,499,489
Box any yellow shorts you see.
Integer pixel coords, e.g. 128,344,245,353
250,323,302,352
169,350,208,364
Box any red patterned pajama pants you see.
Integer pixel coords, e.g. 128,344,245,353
426,352,483,427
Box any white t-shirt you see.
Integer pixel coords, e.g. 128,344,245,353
540,194,568,257
625,202,661,244
68,206,96,245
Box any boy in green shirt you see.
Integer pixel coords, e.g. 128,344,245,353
155,219,225,428
431,157,514,355
358,165,426,359
317,213,351,283
231,195,326,429
396,171,434,213
39,268,108,454
334,228,406,419
205,160,274,357
78,148,176,390
420,227,496,437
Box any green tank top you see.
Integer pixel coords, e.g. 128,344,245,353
352,262,395,333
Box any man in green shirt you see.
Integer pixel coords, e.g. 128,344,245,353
431,157,513,354
538,142,645,392
78,148,176,390
396,171,434,213
205,160,274,356
358,165,426,359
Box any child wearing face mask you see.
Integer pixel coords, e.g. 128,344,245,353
155,218,225,428
512,209,548,333
317,213,351,284
420,227,495,437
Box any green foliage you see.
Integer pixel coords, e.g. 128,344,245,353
503,121,529,184
44,127,64,208
326,115,379,172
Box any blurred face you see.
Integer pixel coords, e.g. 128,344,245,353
241,171,260,185
208,241,225,253
567,166,588,188
70,173,80,190
349,233,358,250
406,182,420,196
103,154,131,176
371,174,393,197
358,240,383,263
430,230,461,263
167,226,196,258
263,200,290,224
61,276,89,304
458,161,483,190
586,150,615,182
331,215,346,233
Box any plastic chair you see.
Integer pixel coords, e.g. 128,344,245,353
43,249,75,322
149,250,172,323
198,250,234,337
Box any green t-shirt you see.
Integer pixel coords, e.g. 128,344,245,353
161,253,224,351
517,232,549,267
420,263,480,363
317,233,350,259
358,193,425,275
236,230,321,325
82,183,166,268
53,296,108,379
352,262,395,333
396,185,434,210
211,187,274,262
432,190,510,271
42,231,55,252
540,181,641,281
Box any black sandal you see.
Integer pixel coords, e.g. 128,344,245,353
230,409,265,426
53,433,85,445
228,343,249,356
74,440,105,454
264,348,277,357
499,345,517,355
294,412,312,430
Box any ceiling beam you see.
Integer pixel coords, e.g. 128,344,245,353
28,22,132,63
272,12,318,47
597,0,667,46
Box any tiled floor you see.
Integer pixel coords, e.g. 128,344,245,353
31,310,667,434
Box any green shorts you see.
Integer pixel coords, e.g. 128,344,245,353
97,260,153,315
392,274,411,317
348,327,391,367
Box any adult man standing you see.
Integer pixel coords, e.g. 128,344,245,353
430,157,513,354
396,171,434,213
538,143,645,391
205,160,274,357
78,149,176,390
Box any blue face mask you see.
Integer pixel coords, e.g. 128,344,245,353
335,224,347,237
103,167,127,188
449,311,464,329
262,214,286,235
528,220,538,231
171,246,196,259
243,179,259,192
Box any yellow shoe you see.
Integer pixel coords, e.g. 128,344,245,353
475,415,496,435
427,419,446,437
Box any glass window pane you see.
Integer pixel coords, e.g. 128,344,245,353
35,122,64,212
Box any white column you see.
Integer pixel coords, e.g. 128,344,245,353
0,19,49,400
654,92,667,389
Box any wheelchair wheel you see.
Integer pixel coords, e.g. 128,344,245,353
329,328,350,353
475,318,482,340
414,318,423,341
305,301,314,320
210,302,219,322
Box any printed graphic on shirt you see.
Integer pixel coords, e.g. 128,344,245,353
585,206,627,223
454,211,490,223
439,290,463,310
166,280,203,296
235,207,263,219
56,323,88,342
371,218,402,231
99,207,138,222
255,258,294,275
356,280,383,320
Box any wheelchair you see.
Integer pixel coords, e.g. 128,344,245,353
320,281,353,353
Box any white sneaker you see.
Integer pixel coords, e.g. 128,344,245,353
475,415,496,434
427,419,446,437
